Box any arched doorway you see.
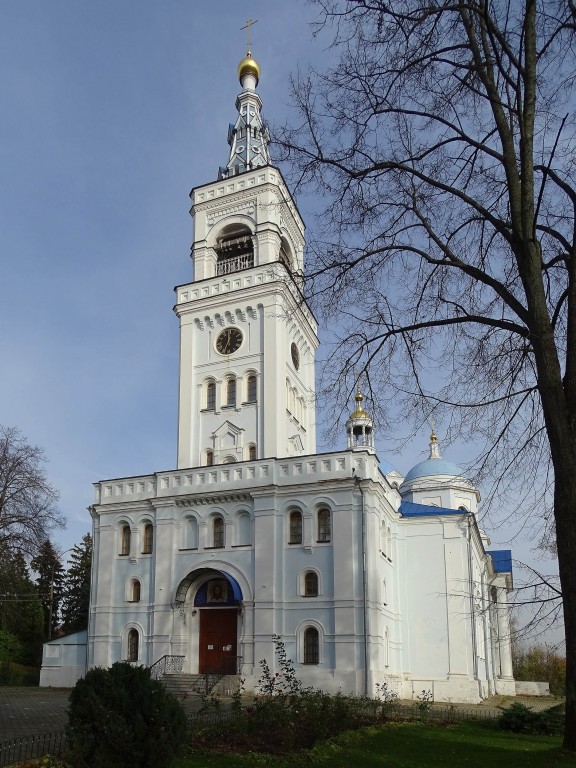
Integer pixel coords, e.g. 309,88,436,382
175,569,243,674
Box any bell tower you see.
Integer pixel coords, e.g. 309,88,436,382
174,48,319,469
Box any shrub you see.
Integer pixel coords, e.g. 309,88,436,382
67,662,187,768
0,629,23,662
498,701,564,736
0,660,39,685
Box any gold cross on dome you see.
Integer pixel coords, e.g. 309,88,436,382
241,18,258,53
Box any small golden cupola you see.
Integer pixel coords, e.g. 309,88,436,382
346,384,375,452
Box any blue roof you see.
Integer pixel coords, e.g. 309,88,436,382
487,550,513,574
400,500,466,517
403,457,465,483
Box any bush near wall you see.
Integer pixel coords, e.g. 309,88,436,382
513,645,566,695
0,660,40,685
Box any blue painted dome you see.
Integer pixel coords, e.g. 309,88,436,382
403,457,464,483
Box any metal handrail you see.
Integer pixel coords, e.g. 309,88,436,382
149,654,185,680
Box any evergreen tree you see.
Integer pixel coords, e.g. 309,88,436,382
0,545,44,663
31,539,64,640
60,534,92,635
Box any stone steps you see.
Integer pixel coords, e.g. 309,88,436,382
160,673,241,698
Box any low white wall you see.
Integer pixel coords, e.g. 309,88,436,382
39,630,87,688
39,665,85,688
515,681,550,696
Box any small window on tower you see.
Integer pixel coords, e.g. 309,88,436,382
247,375,257,402
206,381,216,410
248,444,256,461
206,450,214,466
226,378,236,407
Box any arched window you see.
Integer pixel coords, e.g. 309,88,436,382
206,381,216,410
317,508,331,542
143,524,153,554
247,375,257,402
226,378,236,407
304,627,319,664
131,580,141,603
248,444,257,461
304,571,318,597
185,516,199,549
127,629,139,662
387,527,392,560
289,510,302,544
213,516,225,548
216,225,254,275
237,512,251,546
206,450,214,466
382,579,388,606
120,525,131,556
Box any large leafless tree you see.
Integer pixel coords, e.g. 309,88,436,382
277,0,576,747
0,426,63,557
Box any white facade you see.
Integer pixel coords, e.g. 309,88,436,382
41,53,514,702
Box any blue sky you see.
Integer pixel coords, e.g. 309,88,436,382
0,1,560,642
0,0,331,551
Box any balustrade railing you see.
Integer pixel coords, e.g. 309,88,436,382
217,253,254,275
149,654,185,680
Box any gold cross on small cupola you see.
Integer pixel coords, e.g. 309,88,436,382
241,17,258,56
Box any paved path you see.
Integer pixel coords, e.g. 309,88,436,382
0,687,562,742
0,688,71,740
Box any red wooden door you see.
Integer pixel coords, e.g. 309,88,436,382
199,608,237,673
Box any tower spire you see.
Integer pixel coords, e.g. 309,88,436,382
428,418,442,459
218,28,271,180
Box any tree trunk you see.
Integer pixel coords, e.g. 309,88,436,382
553,465,576,749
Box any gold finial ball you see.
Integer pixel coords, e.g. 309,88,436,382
351,391,370,419
238,53,260,85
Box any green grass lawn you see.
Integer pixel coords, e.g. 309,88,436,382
174,721,573,768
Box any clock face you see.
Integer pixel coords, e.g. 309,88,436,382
291,342,300,370
216,328,243,355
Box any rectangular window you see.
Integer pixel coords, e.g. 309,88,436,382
121,526,131,556
317,509,331,542
289,512,302,544
143,524,153,554
207,382,216,410
304,627,319,664
213,517,225,548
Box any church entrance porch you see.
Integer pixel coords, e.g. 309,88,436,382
173,568,244,675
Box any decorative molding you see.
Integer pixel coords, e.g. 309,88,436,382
206,199,256,227
175,493,251,507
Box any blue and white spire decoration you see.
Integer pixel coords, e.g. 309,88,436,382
218,24,270,180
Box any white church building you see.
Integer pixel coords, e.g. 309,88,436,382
40,49,515,703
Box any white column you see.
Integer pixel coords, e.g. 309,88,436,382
497,586,513,679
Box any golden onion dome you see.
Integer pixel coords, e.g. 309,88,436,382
351,390,370,420
238,52,260,85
